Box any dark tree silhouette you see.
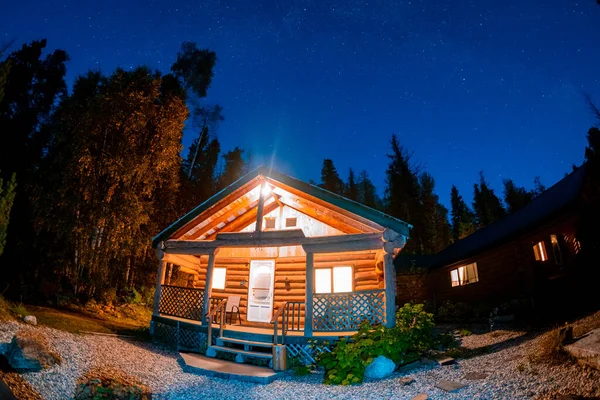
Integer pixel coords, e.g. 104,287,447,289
419,172,452,253
450,185,476,241
218,147,248,189
503,179,534,214
345,168,359,201
473,172,505,228
320,159,344,194
357,170,381,209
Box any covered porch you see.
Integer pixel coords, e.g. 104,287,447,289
151,229,404,346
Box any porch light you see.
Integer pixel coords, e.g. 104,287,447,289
261,184,272,198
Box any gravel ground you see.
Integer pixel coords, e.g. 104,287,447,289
1,320,599,400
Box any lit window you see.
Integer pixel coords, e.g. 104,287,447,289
315,266,353,293
264,217,276,230
533,241,548,261
212,267,226,290
550,235,562,265
450,262,479,287
285,217,297,228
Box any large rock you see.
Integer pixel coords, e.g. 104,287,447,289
364,355,395,380
565,328,600,370
23,316,37,326
5,331,61,372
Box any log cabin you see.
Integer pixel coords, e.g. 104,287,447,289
150,166,411,367
400,165,592,315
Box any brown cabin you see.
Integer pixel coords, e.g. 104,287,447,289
150,166,410,365
396,165,590,312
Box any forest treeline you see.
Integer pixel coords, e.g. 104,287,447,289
0,39,597,303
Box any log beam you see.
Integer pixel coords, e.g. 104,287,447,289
304,252,314,337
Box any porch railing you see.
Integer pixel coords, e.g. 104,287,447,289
206,299,226,347
271,301,304,345
313,289,386,332
158,285,205,321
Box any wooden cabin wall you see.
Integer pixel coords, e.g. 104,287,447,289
428,214,579,306
190,249,381,327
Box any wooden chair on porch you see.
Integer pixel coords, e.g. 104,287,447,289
225,295,242,325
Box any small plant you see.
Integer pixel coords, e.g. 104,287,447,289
489,307,498,332
458,328,472,337
287,353,311,376
11,302,28,318
125,288,143,305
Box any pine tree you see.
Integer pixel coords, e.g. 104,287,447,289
357,170,380,209
419,172,452,253
345,168,359,201
532,176,546,197
503,179,534,214
450,185,476,241
218,147,248,189
0,173,16,257
473,172,506,228
320,159,344,194
384,134,422,253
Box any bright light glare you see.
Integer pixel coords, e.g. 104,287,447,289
261,185,272,197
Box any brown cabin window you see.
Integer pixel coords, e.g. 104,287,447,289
212,267,226,290
315,266,353,293
550,235,563,265
264,217,276,230
450,262,479,287
285,217,297,228
533,241,548,261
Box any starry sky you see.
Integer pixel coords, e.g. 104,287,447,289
2,0,600,207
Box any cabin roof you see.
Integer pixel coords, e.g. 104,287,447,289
427,164,587,270
152,165,412,247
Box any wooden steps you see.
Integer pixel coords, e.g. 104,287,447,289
207,336,274,365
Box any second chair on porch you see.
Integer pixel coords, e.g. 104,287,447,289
225,295,242,325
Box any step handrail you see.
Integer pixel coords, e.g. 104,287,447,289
206,299,226,348
270,302,288,345
270,301,304,345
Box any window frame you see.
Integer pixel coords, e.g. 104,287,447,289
212,267,227,290
549,234,563,265
450,262,479,287
264,217,277,230
533,240,548,262
314,265,354,294
285,217,298,228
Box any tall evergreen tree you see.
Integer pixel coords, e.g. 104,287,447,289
357,170,380,209
450,185,476,241
36,67,188,296
345,168,359,201
532,176,546,196
503,179,534,214
473,172,506,228
218,147,248,189
384,134,422,253
419,172,452,253
0,173,16,258
320,159,344,194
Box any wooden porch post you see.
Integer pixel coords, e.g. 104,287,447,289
383,251,396,328
382,229,406,328
304,252,314,337
202,251,217,324
153,246,167,317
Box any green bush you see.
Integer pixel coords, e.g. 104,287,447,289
124,288,143,305
317,303,434,385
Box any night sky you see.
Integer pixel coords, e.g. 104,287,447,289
2,1,600,207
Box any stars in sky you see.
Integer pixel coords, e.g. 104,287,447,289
2,0,600,207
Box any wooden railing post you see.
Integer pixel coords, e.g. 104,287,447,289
202,251,217,324
383,251,396,328
153,246,167,317
304,252,314,337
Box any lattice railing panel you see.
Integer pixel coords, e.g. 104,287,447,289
287,343,331,366
313,290,386,332
158,285,205,321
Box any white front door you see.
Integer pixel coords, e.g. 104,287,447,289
247,260,275,323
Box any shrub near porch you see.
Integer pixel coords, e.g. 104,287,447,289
318,303,434,385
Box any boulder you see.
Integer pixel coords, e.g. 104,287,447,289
23,316,37,326
5,331,61,372
364,355,395,380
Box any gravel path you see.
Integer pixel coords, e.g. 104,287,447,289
1,321,599,400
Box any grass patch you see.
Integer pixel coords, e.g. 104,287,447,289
28,306,149,338
443,345,491,360
11,303,28,318
0,296,13,320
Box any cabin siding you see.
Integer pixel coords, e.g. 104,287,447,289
428,213,579,305
186,249,380,327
